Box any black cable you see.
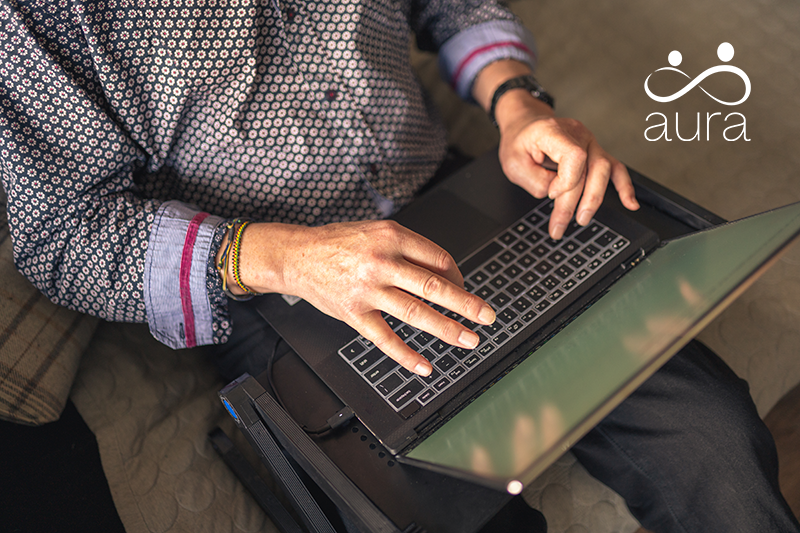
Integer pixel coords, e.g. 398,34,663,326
266,335,354,437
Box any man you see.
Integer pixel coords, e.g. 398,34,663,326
1,1,797,531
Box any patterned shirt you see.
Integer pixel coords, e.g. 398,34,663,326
0,0,536,349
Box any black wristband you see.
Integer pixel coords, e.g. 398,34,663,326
489,74,555,126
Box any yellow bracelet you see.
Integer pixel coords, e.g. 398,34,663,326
230,220,262,296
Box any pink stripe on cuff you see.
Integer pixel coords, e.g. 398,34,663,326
179,212,210,348
450,41,534,91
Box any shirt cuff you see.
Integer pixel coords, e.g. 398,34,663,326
439,20,538,101
144,200,225,349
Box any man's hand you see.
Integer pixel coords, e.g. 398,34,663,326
473,60,640,240
229,221,496,376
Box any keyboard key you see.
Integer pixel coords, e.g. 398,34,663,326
542,275,559,290
470,271,489,285
547,250,567,264
504,264,523,279
384,315,402,329
506,281,525,296
519,254,535,268
464,354,481,368
583,244,600,257
540,202,554,215
421,349,437,362
526,212,544,225
512,241,530,254
340,340,366,360
575,269,590,280
354,349,384,372
405,340,420,352
498,250,517,264
507,321,523,334
493,331,509,345
521,272,540,285
490,275,509,289
435,354,457,372
595,231,617,247
414,331,434,346
562,240,579,253
549,289,564,302
512,222,530,235
485,261,503,274
588,259,602,269
491,291,511,308
601,249,614,259
377,373,403,396
612,238,629,250
451,347,471,360
434,377,451,391
498,231,516,245
481,322,503,335
562,279,577,291
366,358,400,383
461,318,479,330
400,401,421,419
544,237,561,248
531,244,550,257
563,220,582,237
535,300,551,312
568,254,587,268
498,308,518,324
555,265,574,279
478,343,495,356
512,297,532,313
527,286,547,301
389,379,424,409
463,281,474,293
449,366,467,380
430,339,451,355
525,231,544,245
533,261,553,275
476,285,494,300
521,310,537,322
397,325,414,340
575,223,602,243
398,367,414,379
418,389,436,404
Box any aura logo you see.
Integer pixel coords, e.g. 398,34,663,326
644,43,750,142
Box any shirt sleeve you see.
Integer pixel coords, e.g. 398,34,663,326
0,3,228,349
409,0,539,100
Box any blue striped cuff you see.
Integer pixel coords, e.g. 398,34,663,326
144,200,224,349
439,20,538,101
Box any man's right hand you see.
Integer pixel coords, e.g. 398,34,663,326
226,220,497,376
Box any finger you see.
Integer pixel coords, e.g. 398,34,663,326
501,147,559,199
379,287,485,350
530,121,589,198
394,225,464,287
548,177,584,239
610,161,640,211
386,262,495,325
575,144,613,226
355,311,433,376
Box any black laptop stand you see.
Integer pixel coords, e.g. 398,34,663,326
211,166,724,533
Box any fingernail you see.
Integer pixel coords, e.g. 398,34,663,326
478,305,496,324
552,223,566,240
458,330,480,349
414,362,432,377
576,210,591,226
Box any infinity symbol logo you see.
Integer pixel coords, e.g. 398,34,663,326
644,43,751,105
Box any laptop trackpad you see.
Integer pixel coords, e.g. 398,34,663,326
393,189,503,262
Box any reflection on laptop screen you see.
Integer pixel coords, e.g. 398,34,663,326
405,202,800,493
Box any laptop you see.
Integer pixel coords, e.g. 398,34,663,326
237,151,800,494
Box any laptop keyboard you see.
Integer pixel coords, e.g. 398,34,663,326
337,201,630,416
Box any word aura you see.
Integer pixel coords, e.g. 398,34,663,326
644,112,749,142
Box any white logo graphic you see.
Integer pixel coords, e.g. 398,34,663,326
644,43,751,105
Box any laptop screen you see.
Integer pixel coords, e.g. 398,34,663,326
405,202,800,493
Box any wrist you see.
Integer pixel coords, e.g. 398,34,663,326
494,90,555,135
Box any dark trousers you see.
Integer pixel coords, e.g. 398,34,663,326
213,300,799,533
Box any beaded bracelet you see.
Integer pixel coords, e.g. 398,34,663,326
230,220,262,296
